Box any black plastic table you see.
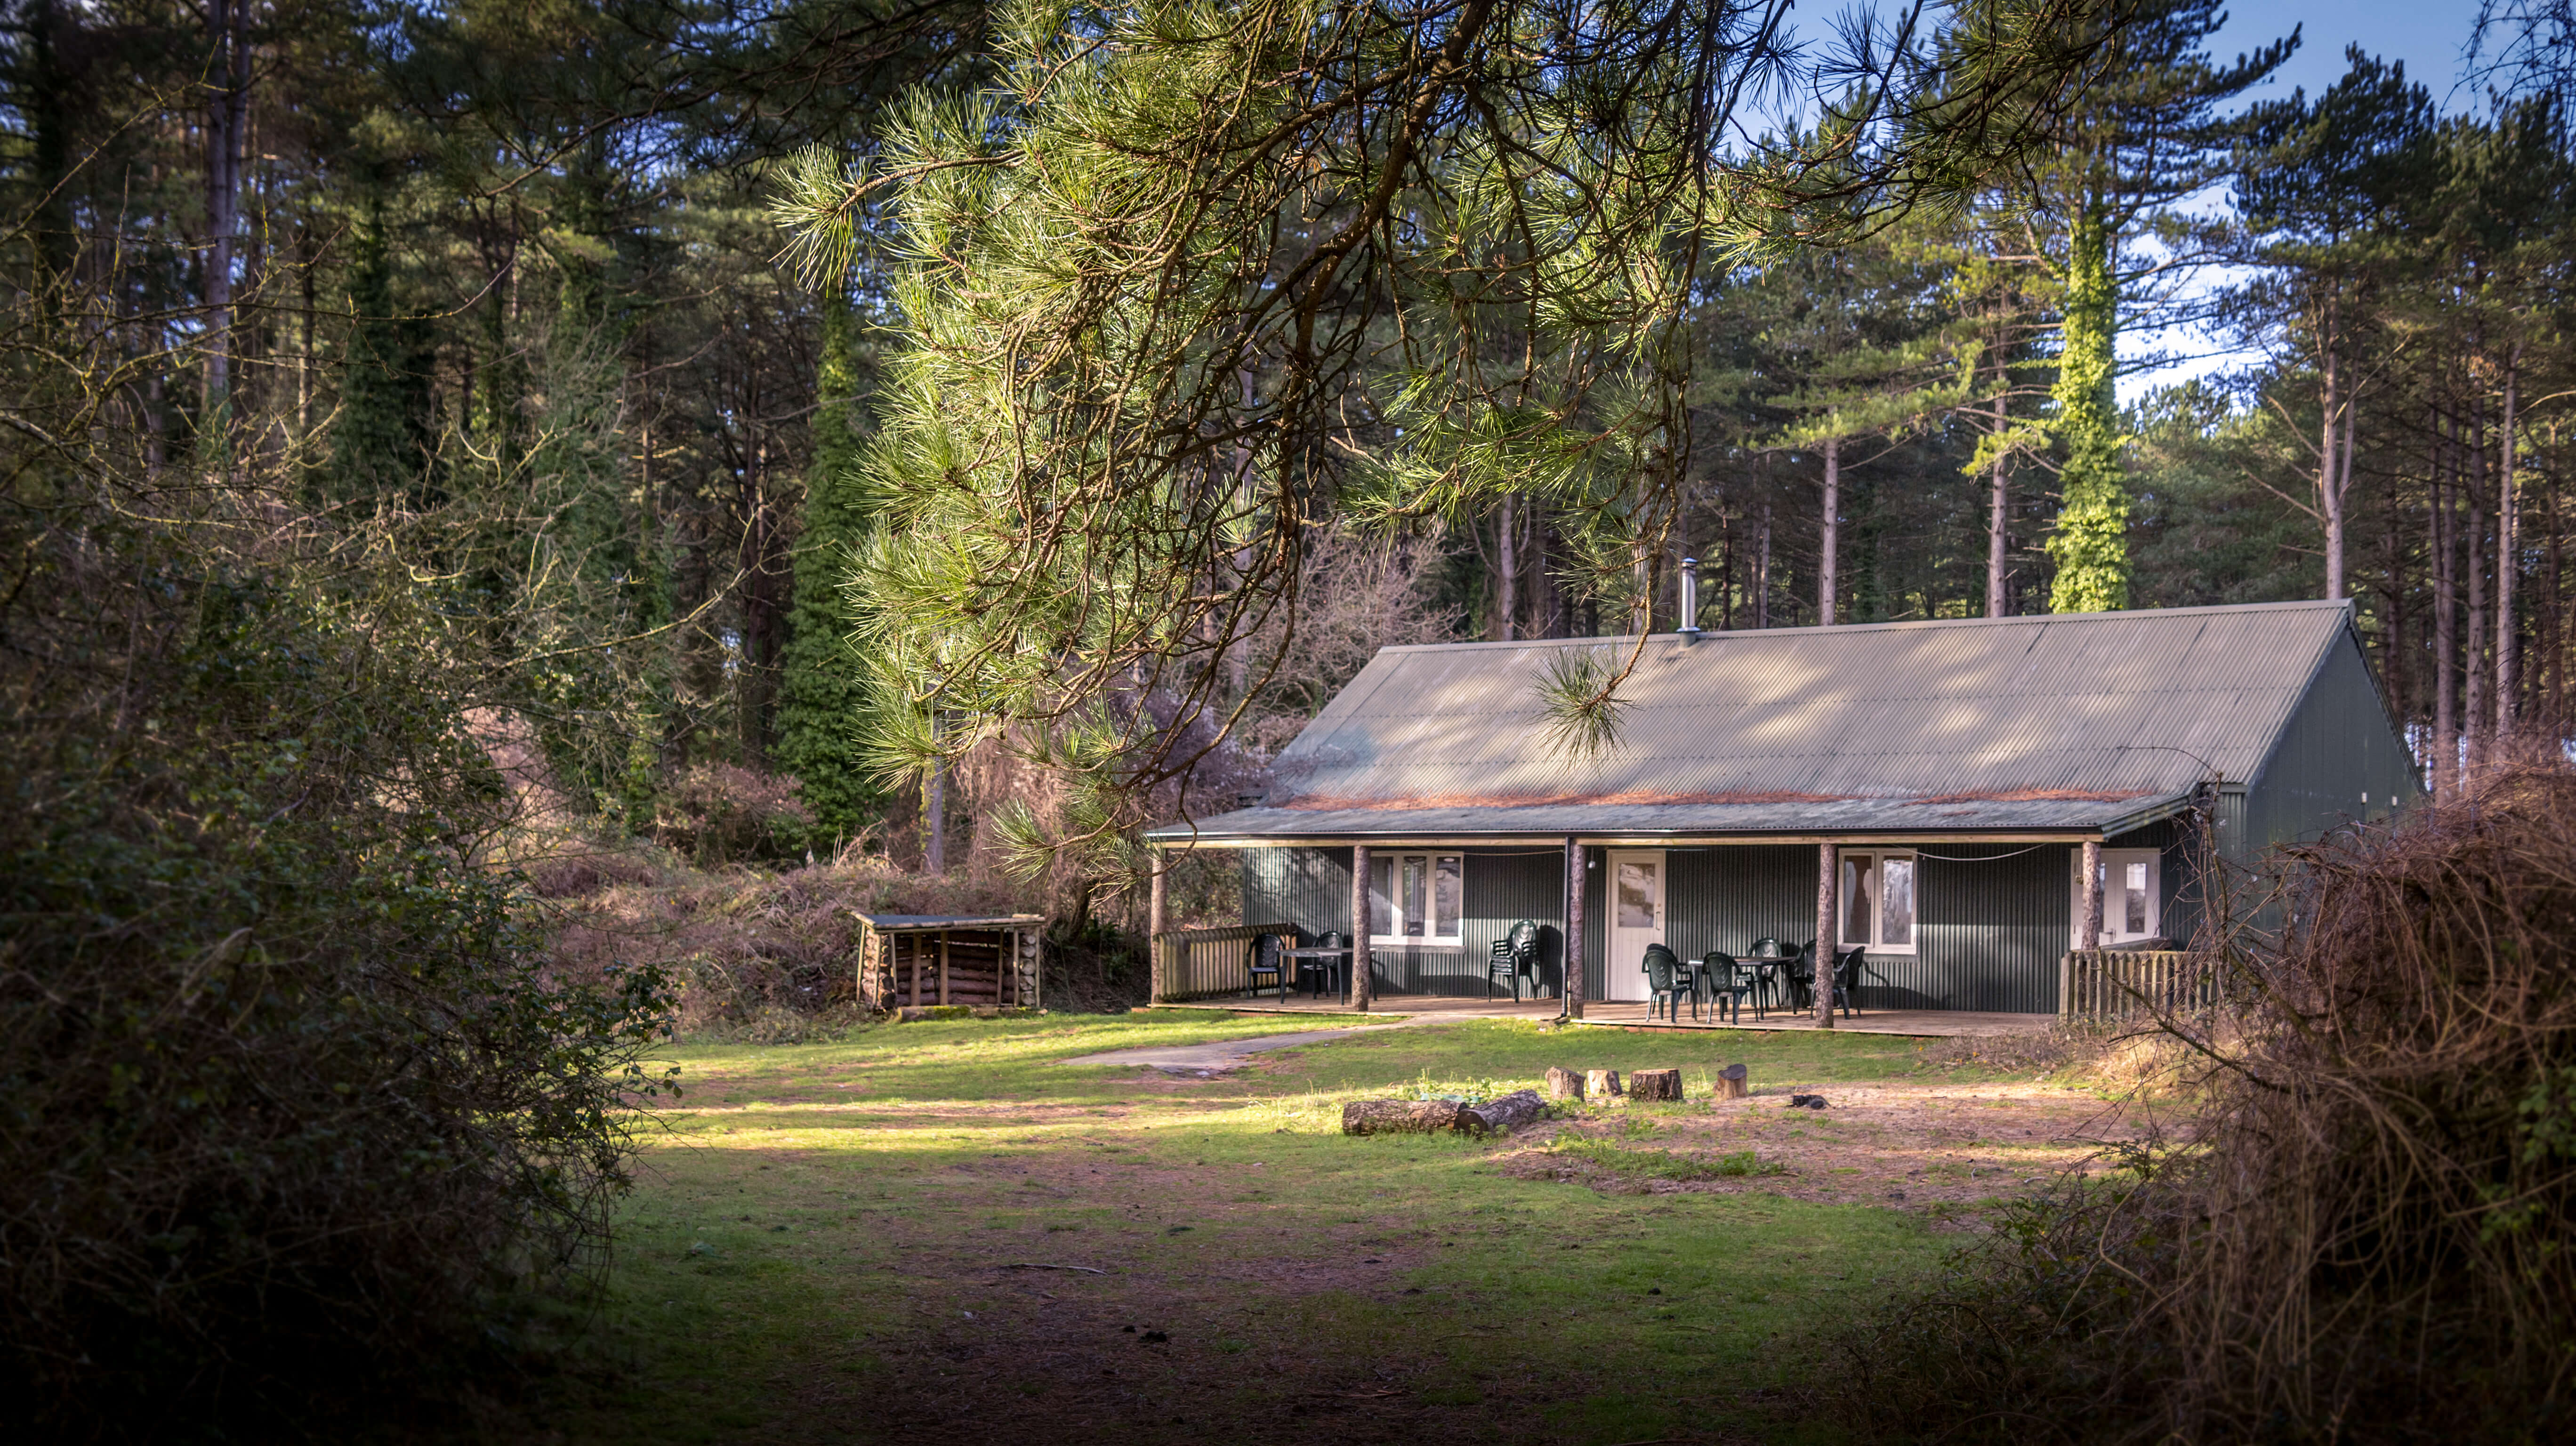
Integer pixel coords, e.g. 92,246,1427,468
1280,946,1350,1000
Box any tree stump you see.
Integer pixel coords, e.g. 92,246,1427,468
1459,1089,1546,1135
1585,1068,1624,1100
1717,1063,1750,1100
1629,1068,1682,1101
1341,1100,1465,1135
1545,1066,1585,1101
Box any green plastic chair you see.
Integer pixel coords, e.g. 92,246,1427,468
1642,944,1691,1022
1699,951,1760,1023
1245,932,1288,998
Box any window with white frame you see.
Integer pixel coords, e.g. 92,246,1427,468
2070,849,2161,946
1368,852,1463,945
1837,851,1917,953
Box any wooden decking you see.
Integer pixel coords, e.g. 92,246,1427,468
1153,992,2052,1038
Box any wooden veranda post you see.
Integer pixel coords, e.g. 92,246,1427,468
1147,853,1168,1005
1350,845,1373,1012
2080,839,2104,951
938,931,951,1006
1564,837,1586,1021
1815,842,1836,1028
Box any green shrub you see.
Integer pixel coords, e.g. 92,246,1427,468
0,573,674,1436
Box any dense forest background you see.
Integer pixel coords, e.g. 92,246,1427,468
4,1,2565,898
12,0,2567,902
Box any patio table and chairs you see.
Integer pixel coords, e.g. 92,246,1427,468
1781,941,1819,1012
1283,932,1350,999
1741,938,1792,1013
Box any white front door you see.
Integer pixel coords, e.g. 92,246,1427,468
1604,850,1667,1002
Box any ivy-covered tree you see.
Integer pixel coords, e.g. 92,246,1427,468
2038,0,2293,613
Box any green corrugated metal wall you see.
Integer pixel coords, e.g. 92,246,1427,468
2242,635,2423,854
1241,846,1569,997
1908,843,2077,1012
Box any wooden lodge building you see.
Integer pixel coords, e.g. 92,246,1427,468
1143,600,2421,1015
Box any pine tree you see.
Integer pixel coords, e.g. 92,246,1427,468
775,283,879,847
328,199,435,502
773,0,2131,783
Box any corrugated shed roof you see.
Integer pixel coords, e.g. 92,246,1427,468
1148,601,2362,843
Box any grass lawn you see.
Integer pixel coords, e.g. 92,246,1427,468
549,1010,1984,1445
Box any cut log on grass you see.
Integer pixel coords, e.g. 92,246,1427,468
1586,1068,1624,1100
1545,1066,1585,1101
1342,1100,1465,1135
1459,1090,1546,1135
1629,1068,1682,1101
1717,1063,1749,1100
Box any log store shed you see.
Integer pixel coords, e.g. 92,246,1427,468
854,913,1046,1012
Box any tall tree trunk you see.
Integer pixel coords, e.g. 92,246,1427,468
1988,392,2010,617
1718,503,1735,630
25,0,74,284
2549,463,2566,723
739,432,785,766
2434,403,2459,797
1755,505,1772,629
1496,492,1518,641
926,713,947,874
203,0,250,425
2496,351,2520,736
1818,437,1839,625
1225,365,1257,692
2384,476,2408,734
2319,300,2344,600
2466,392,2490,779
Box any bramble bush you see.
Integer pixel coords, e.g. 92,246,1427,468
1829,755,2576,1445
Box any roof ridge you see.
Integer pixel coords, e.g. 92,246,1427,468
1373,598,2354,654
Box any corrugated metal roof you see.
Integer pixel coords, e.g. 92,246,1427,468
1148,601,2364,843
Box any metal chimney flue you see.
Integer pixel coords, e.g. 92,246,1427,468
1678,556,1703,639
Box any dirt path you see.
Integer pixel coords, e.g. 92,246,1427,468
1502,1078,2161,1208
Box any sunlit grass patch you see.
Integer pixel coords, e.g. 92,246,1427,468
560,1010,1972,1443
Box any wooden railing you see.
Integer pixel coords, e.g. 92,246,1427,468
1152,924,1296,1004
2060,949,2209,1020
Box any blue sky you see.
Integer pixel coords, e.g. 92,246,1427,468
2223,0,2488,108
2122,1,2496,396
